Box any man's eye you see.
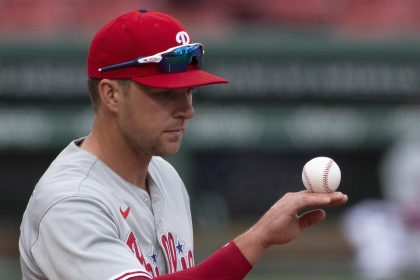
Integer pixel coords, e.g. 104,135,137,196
161,91,174,98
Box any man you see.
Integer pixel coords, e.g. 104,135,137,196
19,9,348,280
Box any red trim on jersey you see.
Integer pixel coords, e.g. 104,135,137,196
128,241,252,280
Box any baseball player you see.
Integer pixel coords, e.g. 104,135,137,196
19,9,348,280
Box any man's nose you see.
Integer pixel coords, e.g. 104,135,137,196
174,93,195,119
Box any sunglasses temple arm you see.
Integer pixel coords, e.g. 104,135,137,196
98,60,140,72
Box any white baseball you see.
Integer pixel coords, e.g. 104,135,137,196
302,157,341,193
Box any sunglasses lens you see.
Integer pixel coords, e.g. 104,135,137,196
194,45,203,68
158,44,203,73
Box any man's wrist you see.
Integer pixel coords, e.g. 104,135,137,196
233,227,268,265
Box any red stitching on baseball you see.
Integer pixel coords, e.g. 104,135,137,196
303,167,314,192
323,159,333,193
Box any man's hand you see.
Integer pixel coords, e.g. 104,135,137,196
234,191,348,264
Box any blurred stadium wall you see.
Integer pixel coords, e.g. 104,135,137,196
1,1,420,279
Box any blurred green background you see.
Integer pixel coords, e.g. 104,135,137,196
2,0,420,279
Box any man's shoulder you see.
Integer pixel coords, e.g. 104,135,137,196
26,141,106,218
20,141,109,243
38,140,99,193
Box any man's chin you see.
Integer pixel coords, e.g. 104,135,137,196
154,143,182,157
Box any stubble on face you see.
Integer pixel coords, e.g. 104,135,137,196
120,123,185,157
115,82,189,157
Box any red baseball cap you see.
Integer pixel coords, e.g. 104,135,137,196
87,9,228,89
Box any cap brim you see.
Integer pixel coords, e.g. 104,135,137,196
131,69,228,89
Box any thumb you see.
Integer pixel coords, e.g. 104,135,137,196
298,209,326,229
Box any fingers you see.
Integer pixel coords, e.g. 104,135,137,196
298,209,326,229
328,192,348,206
283,191,348,214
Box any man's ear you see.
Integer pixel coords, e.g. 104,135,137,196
97,79,124,113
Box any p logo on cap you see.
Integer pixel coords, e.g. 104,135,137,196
176,31,190,44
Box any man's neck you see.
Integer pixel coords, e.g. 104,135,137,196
80,128,151,191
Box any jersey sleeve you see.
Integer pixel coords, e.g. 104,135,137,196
31,196,151,280
130,241,252,280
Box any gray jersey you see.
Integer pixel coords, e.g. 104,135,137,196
19,139,194,280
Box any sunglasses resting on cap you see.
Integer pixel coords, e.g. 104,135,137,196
99,43,203,74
